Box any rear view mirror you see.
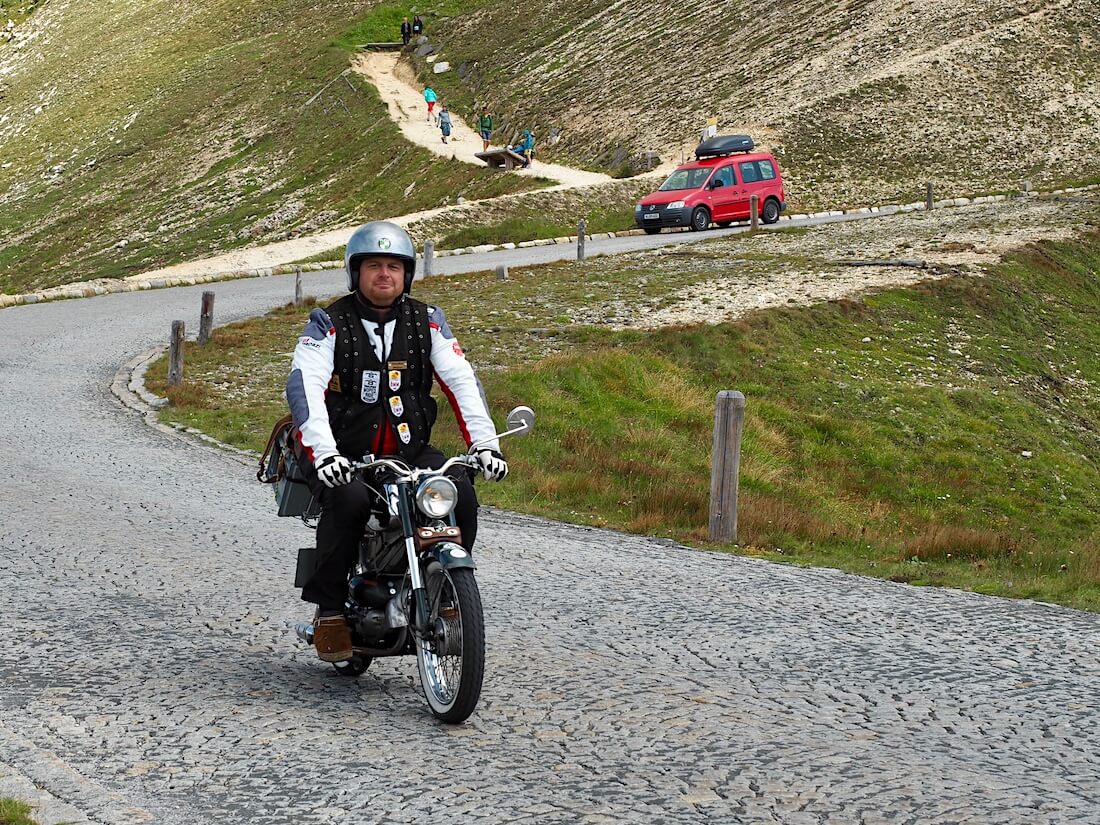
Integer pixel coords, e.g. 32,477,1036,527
506,406,535,435
710,179,725,189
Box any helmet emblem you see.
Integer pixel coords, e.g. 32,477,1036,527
378,238,392,250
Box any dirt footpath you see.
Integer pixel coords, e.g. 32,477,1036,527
353,52,611,189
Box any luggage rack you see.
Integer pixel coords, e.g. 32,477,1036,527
694,134,754,159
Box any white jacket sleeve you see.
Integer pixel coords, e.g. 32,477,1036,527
286,307,339,464
428,306,500,452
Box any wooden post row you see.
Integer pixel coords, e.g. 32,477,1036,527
749,195,759,231
708,390,746,543
198,291,215,345
925,182,934,210
577,218,587,261
294,266,303,306
495,264,508,281
168,321,185,386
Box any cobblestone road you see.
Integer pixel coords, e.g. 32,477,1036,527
1,273,1098,824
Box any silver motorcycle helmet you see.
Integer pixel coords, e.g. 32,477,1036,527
344,220,417,294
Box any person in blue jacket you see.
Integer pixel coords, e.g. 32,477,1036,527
509,129,535,167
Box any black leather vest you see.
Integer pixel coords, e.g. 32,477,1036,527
323,293,436,460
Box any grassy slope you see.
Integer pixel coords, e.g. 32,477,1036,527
0,0,534,294
0,798,37,825
146,227,1100,611
415,0,1100,209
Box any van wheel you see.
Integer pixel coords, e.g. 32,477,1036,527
690,207,711,231
762,199,781,224
643,226,661,235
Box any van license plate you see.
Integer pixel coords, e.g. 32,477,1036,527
643,213,660,220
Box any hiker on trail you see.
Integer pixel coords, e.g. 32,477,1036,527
412,15,424,36
477,109,494,152
509,129,535,168
400,17,412,46
424,86,438,122
439,104,453,144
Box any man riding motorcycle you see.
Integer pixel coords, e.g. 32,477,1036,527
286,221,508,663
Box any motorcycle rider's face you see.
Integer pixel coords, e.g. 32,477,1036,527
357,256,405,306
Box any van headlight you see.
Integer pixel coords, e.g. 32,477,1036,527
668,200,686,209
415,476,458,518
634,203,642,213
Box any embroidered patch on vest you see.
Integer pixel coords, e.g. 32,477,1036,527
397,422,412,444
388,369,402,392
389,395,405,417
361,370,380,404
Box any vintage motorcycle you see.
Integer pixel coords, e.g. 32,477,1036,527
262,406,534,724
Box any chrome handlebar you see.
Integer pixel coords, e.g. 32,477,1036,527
349,453,479,482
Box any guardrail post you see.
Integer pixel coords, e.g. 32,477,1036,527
577,218,587,261
197,291,215,345
294,266,303,306
925,182,934,210
168,321,185,386
495,264,508,281
749,195,759,231
423,240,435,278
708,390,745,542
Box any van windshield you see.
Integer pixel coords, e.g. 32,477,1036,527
658,168,712,191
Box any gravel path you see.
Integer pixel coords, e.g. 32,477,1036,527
1,265,1098,824
353,52,613,189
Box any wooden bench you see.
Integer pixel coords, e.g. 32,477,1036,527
475,148,530,171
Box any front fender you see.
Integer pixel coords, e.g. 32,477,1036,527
424,541,477,570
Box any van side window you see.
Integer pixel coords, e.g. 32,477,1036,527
712,166,734,188
758,160,776,180
739,161,761,184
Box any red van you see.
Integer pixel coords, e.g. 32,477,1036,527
635,135,786,234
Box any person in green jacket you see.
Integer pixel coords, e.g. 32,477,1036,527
477,109,494,152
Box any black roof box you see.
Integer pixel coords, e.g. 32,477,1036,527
695,134,754,158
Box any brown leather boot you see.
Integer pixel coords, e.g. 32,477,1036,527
313,614,353,662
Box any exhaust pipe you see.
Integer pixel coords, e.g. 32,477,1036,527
293,622,314,645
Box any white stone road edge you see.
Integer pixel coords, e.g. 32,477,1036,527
110,348,257,469
4,184,1096,309
0,721,153,825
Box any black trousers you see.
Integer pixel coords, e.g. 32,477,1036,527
301,446,478,611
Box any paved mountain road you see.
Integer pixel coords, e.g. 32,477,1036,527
0,273,1097,825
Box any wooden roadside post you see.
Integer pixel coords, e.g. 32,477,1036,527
168,321,185,386
294,266,303,306
749,195,760,232
708,390,746,543
197,291,215,345
495,264,508,281
423,240,435,277
925,182,934,210
577,218,587,261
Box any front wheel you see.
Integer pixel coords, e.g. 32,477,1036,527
689,206,711,231
416,563,485,723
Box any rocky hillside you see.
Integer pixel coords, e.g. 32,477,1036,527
421,0,1100,209
0,0,531,293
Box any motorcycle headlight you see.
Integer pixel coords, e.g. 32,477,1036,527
415,476,458,518
668,200,686,209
